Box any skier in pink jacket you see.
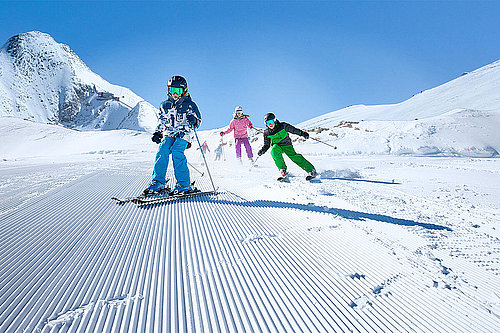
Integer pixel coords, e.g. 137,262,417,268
220,106,254,163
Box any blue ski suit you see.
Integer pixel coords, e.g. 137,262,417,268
152,94,201,187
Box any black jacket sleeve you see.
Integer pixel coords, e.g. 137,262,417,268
189,102,202,128
258,132,271,155
282,122,306,137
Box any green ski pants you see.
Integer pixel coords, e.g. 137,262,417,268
270,144,315,173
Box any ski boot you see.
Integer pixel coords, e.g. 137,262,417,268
143,180,166,196
277,169,289,182
172,184,198,196
306,169,318,181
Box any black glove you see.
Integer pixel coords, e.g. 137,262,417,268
186,142,192,149
152,131,163,144
301,131,309,139
257,150,265,157
220,132,224,136
186,114,198,127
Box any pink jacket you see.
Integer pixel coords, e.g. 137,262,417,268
222,117,253,138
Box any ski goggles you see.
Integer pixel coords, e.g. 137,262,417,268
168,86,184,95
266,119,276,126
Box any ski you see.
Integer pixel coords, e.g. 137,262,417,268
133,189,218,206
111,188,170,204
277,173,290,182
248,162,259,171
306,170,319,181
111,195,142,204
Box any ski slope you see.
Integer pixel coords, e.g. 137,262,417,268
1,139,499,332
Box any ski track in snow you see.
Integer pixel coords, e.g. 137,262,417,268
42,294,144,331
0,156,499,332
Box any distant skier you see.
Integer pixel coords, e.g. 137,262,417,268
144,75,201,195
220,106,254,163
198,141,210,155
257,113,317,181
214,140,225,161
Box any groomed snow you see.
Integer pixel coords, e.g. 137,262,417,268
0,118,499,332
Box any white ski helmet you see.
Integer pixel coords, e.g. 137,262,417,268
234,106,243,113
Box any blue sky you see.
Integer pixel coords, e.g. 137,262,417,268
1,0,499,130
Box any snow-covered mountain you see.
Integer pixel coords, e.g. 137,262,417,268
0,31,157,132
296,60,500,157
300,59,500,127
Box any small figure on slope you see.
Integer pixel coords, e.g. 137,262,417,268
214,142,224,161
220,106,254,163
198,141,210,155
257,113,317,181
144,75,201,195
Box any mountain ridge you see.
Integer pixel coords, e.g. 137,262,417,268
299,59,500,128
0,31,157,132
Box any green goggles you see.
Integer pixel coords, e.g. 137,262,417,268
266,119,276,126
168,86,184,95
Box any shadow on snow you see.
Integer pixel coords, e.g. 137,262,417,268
216,192,452,231
319,177,401,185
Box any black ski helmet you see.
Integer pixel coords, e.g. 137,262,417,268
264,112,276,123
168,75,187,89
167,75,188,97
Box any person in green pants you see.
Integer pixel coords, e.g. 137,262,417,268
257,112,318,180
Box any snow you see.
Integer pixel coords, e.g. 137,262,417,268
0,116,499,332
300,60,500,126
0,31,157,132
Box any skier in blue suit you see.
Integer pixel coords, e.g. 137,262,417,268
144,75,201,195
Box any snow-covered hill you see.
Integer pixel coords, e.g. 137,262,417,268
297,108,500,157
300,59,500,127
0,118,155,162
0,31,157,132
292,60,500,158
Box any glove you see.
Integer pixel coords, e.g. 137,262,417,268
186,142,192,149
220,132,224,136
152,131,163,144
257,150,265,157
186,114,198,127
301,131,309,139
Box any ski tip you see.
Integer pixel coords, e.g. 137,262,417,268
111,197,126,204
306,176,321,182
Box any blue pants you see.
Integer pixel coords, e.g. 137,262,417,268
152,137,190,187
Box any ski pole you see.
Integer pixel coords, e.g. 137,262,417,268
248,155,260,171
252,127,264,134
192,126,217,192
309,136,337,149
187,161,204,176
256,125,336,149
220,135,227,161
